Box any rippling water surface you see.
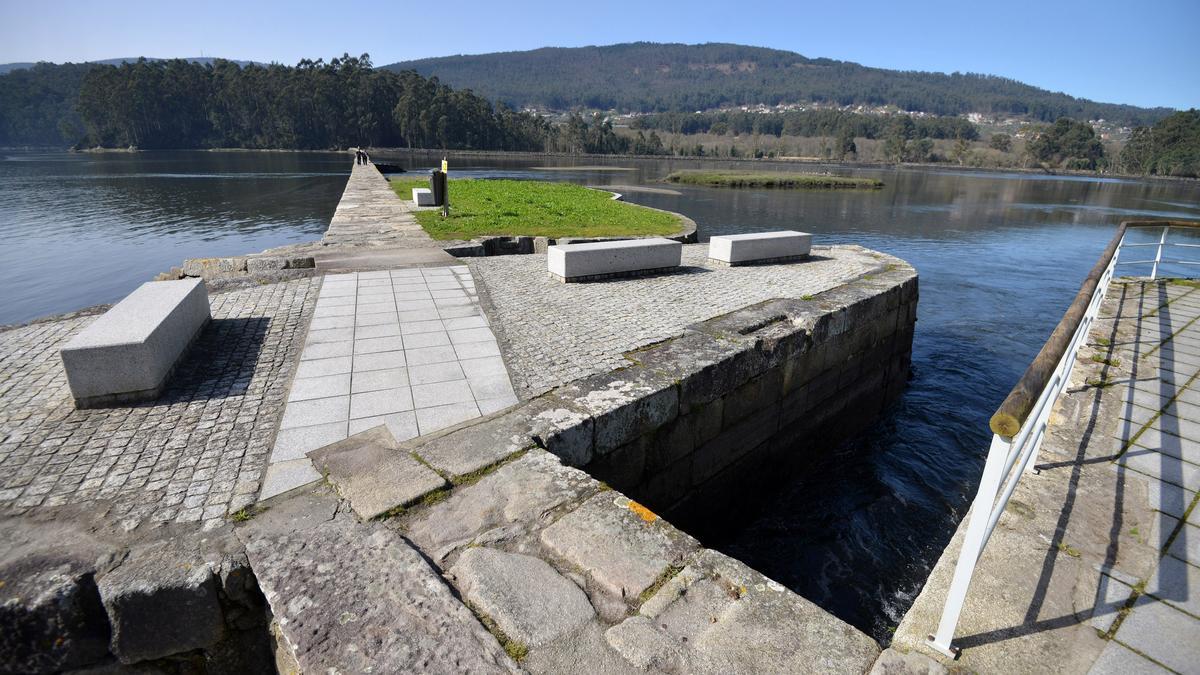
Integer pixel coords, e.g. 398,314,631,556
0,150,347,325
5,149,1199,642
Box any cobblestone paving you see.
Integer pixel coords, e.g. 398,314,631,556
471,244,886,397
0,278,319,531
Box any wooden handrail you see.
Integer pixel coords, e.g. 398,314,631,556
989,219,1200,436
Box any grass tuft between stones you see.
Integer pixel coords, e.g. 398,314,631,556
451,448,531,487
229,508,255,523
467,601,529,663
638,564,685,605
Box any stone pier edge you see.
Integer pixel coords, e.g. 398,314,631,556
248,253,917,670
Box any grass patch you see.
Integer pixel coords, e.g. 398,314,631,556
389,178,682,240
229,508,254,523
663,170,883,190
1091,354,1122,367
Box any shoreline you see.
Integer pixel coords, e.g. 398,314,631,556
7,145,1194,185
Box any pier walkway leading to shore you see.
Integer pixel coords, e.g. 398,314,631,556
313,162,461,271
895,277,1200,673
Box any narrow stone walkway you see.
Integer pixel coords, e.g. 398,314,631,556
323,162,438,248
893,279,1200,674
260,265,519,499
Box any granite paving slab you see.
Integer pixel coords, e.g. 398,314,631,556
261,266,519,500
308,425,447,519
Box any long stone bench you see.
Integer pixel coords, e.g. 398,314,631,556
708,230,812,266
412,188,436,206
547,238,682,282
59,278,211,408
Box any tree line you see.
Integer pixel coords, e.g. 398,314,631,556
72,55,549,151
0,55,674,155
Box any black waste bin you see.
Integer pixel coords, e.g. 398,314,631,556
430,171,447,206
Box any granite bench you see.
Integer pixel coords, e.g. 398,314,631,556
547,238,682,282
708,230,812,266
412,188,436,206
59,278,211,408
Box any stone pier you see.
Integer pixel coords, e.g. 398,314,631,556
1,158,922,673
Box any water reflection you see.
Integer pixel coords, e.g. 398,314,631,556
0,150,348,324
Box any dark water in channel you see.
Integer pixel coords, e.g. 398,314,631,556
4,150,1199,642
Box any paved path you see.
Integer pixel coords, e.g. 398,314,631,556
1090,280,1200,673
893,278,1200,674
323,162,440,248
261,266,519,499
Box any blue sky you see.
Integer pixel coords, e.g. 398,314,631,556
1,0,1197,110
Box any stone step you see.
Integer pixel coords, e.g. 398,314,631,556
308,425,447,520
240,490,516,673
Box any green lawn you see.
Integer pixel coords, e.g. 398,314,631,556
664,170,883,189
390,178,683,240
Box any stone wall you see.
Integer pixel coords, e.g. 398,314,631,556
0,520,275,674
533,262,918,531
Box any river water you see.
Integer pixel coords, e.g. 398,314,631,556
3,149,1198,641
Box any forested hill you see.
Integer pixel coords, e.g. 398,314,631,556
383,42,1172,126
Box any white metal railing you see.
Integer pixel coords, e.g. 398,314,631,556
925,221,1200,657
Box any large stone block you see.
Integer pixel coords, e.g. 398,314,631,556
59,278,210,407
308,425,448,520
243,514,516,673
406,450,594,563
707,230,812,266
246,256,287,273
97,541,225,664
540,493,698,601
547,238,682,282
0,563,110,673
558,368,679,456
636,549,879,673
451,547,595,647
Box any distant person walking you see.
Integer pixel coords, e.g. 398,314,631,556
354,149,363,165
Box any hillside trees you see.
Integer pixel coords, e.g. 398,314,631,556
384,42,1171,125
1025,118,1105,169
1119,110,1200,178
68,55,549,151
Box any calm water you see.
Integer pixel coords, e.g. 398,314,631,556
0,150,348,325
5,150,1199,641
